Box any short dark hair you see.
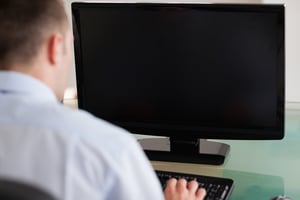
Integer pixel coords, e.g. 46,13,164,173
0,0,68,69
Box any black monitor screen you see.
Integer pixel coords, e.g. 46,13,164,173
72,3,284,140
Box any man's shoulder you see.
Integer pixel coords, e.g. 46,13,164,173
49,104,133,142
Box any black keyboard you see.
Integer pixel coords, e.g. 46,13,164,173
155,170,234,200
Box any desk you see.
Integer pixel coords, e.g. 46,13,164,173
64,99,300,199
150,110,300,199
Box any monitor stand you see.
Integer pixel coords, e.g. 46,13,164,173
138,137,230,165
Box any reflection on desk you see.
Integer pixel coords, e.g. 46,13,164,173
225,170,283,200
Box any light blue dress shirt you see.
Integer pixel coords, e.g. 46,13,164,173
0,71,164,200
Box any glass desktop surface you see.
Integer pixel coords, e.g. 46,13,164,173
150,109,300,199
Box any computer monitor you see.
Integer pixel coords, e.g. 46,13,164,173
72,3,285,165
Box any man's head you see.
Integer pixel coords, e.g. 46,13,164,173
0,0,73,100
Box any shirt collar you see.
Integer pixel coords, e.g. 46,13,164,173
0,70,58,102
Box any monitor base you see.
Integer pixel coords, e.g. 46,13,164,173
138,138,230,165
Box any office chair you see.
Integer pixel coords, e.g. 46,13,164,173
0,179,57,200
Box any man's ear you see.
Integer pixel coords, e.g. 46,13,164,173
47,33,63,66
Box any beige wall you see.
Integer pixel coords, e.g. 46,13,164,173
262,0,300,102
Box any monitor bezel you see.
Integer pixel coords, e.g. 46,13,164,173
72,2,285,140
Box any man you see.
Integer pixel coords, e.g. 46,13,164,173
0,1,206,200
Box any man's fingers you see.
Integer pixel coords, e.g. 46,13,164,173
176,178,188,191
187,180,199,192
167,178,177,187
196,188,207,199
164,178,207,200
165,178,177,193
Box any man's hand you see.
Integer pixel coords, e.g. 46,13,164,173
164,178,206,200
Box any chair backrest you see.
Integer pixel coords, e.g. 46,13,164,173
0,179,57,200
